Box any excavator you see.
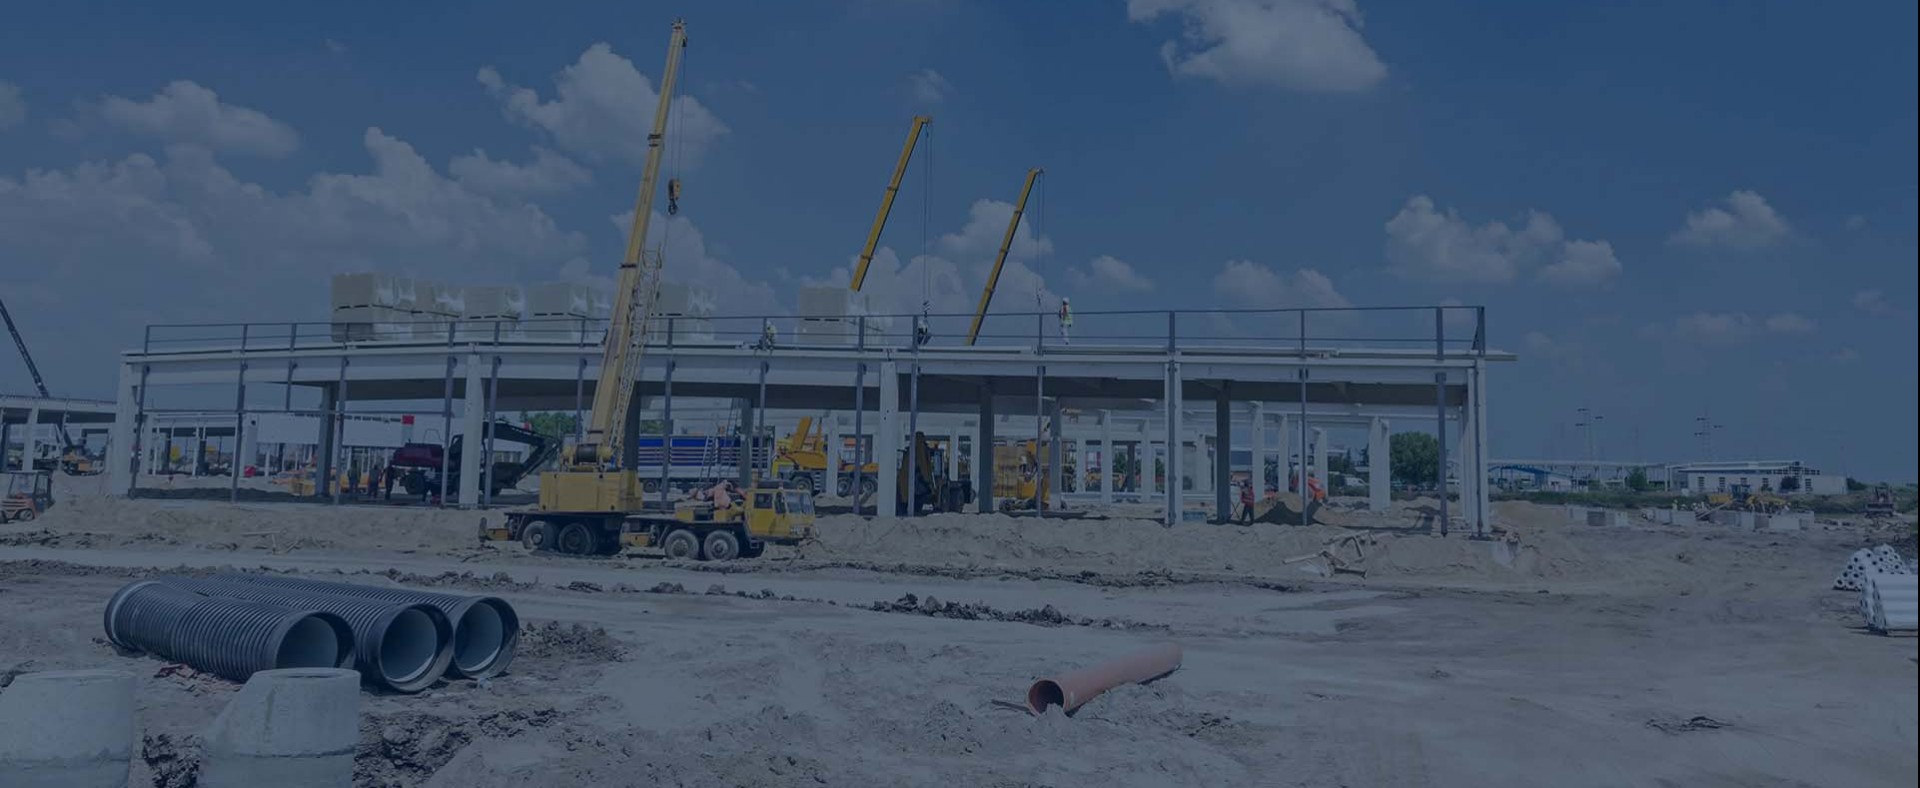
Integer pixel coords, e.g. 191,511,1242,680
483,19,814,560
896,432,973,515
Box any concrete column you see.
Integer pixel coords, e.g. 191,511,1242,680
1214,385,1231,521
825,413,841,489
0,414,11,471
238,415,259,473
459,354,483,508
200,668,358,788
313,386,335,499
947,422,962,482
1369,417,1390,512
1312,427,1327,493
1165,362,1182,525
0,669,134,787
1275,415,1290,496
192,426,207,476
109,364,139,496
1100,411,1114,503
1249,402,1266,497
1047,402,1063,507
876,360,899,518
976,391,994,513
22,406,38,473
1474,364,1492,537
737,397,755,488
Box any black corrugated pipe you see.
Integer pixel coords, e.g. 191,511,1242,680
102,580,354,682
161,575,454,693
206,573,519,678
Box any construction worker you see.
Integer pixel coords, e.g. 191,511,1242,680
757,321,777,350
914,314,931,347
1239,480,1255,525
710,479,734,510
1058,297,1073,345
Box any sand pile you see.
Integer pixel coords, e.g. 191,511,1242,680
23,493,485,553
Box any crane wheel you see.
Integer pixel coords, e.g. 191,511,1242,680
521,521,553,551
836,476,852,497
558,522,594,556
860,478,878,496
662,529,700,561
791,473,817,495
703,529,741,562
642,479,661,494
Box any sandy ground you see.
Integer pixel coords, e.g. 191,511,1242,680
3,475,1916,787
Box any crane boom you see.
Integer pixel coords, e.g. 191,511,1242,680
965,168,1043,346
0,295,52,398
576,19,688,468
849,115,931,292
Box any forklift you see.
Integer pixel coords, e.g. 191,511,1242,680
1,470,53,523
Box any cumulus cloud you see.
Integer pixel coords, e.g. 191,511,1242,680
908,69,952,104
1844,214,1867,231
97,81,299,157
1668,312,1756,344
1126,0,1387,92
0,81,25,130
1852,289,1894,316
1669,190,1790,249
1763,312,1816,334
450,146,592,197
808,198,1062,331
1211,261,1350,308
478,43,728,166
1384,195,1619,287
1831,348,1860,363
1,129,587,392
1066,255,1155,294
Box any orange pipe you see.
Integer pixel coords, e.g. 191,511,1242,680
1027,643,1182,715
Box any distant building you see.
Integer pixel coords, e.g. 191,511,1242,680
1670,460,1845,496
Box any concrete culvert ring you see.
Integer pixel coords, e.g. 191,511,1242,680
663,529,700,561
558,522,594,555
703,529,741,561
522,521,553,551
376,607,448,690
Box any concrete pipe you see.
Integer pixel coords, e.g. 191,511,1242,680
200,667,359,788
162,576,453,693
207,573,520,678
1027,642,1183,716
103,580,354,682
0,669,135,788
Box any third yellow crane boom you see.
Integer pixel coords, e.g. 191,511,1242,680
849,115,931,292
965,167,1043,346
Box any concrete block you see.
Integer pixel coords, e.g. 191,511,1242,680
1583,509,1625,527
0,669,135,788
1760,512,1806,532
200,668,359,788
1565,505,1587,523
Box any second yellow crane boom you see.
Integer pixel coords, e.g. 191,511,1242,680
849,115,931,292
966,167,1043,346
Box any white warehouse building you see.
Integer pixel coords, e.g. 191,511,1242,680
1670,460,1847,496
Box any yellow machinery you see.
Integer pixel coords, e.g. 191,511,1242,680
966,168,1044,346
993,440,1050,511
1706,484,1790,514
1,471,53,523
767,416,880,497
487,479,814,559
849,116,931,292
895,432,973,515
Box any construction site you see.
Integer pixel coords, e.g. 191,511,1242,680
4,13,1918,788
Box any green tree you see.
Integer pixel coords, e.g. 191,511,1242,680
1328,451,1356,475
1390,432,1439,487
524,411,579,441
1625,466,1651,492
1846,476,1867,492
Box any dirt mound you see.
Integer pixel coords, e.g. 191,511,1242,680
517,622,629,663
28,495,486,554
357,706,562,788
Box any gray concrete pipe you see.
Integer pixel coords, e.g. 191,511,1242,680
204,573,520,678
103,580,354,682
161,575,453,693
1027,643,1184,715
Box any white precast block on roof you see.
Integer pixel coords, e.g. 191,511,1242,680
464,285,527,319
330,272,397,309
527,282,593,316
392,276,418,311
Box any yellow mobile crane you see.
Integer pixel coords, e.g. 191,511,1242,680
965,168,1043,345
485,19,814,560
849,115,931,292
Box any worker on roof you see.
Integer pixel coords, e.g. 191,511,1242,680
1058,297,1073,345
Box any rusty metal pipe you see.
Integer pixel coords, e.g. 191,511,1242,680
1027,642,1182,715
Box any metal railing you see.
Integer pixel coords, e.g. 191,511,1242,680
138,305,1488,359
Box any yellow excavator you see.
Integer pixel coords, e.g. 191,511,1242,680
485,19,813,560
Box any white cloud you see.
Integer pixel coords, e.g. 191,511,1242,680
0,81,25,130
1,129,586,392
1668,312,1756,345
479,43,728,166
97,81,299,157
324,38,349,55
606,210,780,318
1669,190,1790,249
449,146,591,197
1211,261,1350,308
1844,214,1867,231
1066,255,1155,294
1764,312,1816,334
1384,195,1617,287
1522,330,1558,356
1127,0,1387,92
908,69,952,104
1852,289,1894,316
809,198,1062,329
1537,239,1622,288
1831,348,1860,364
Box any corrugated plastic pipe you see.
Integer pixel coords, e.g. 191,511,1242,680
162,575,453,693
207,573,519,678
1027,643,1183,716
103,580,354,682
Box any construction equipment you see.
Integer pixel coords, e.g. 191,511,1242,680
896,432,973,515
767,416,881,498
1706,483,1790,514
0,470,53,523
966,168,1044,346
1866,483,1897,518
993,439,1049,511
1,294,82,460
849,116,931,292
389,421,558,498
490,479,813,559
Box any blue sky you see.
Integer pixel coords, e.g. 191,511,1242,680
2,0,1915,479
